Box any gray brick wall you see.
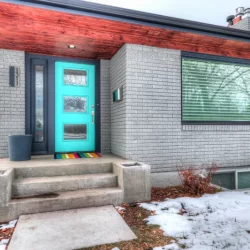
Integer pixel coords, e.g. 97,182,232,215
110,45,127,158
232,17,250,31
100,60,111,153
111,44,250,172
0,49,25,158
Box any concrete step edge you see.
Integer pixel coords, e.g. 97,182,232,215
12,174,118,197
10,187,124,204
2,188,124,221
14,162,114,178
13,173,117,184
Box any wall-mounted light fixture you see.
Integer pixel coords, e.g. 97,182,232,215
67,44,76,49
9,66,20,87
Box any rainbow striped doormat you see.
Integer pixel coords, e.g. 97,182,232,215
54,152,102,159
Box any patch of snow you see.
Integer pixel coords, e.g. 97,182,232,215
115,206,126,212
0,220,17,230
154,243,180,250
0,239,9,245
147,213,191,236
0,239,8,250
111,248,120,250
142,201,182,214
141,191,250,250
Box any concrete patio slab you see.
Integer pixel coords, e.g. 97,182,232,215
8,206,136,250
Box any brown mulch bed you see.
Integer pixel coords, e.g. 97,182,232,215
82,186,218,250
151,185,218,202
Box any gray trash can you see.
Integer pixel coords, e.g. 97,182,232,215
8,135,32,161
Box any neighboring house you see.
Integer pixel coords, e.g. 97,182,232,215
227,7,250,30
1,1,250,186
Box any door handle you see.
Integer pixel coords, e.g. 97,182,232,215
92,111,95,124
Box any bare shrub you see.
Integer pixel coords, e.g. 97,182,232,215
177,163,218,196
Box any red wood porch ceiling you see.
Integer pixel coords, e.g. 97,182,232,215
1,2,250,60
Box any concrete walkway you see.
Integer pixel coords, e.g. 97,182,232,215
8,206,136,250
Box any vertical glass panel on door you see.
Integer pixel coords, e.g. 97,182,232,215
64,124,87,140
64,69,87,86
64,96,87,113
238,172,250,189
35,65,44,142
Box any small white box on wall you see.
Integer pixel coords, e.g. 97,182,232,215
113,86,123,102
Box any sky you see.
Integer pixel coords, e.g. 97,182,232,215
85,0,250,26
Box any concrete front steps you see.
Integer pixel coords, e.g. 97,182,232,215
12,173,118,196
14,162,113,178
2,162,124,221
9,188,123,215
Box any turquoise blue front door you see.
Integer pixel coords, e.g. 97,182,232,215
55,62,95,152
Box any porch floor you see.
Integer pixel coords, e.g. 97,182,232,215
0,153,126,171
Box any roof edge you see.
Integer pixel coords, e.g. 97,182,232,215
15,0,250,41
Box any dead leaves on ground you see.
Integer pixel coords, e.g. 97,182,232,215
0,227,15,241
83,186,219,250
151,186,218,202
